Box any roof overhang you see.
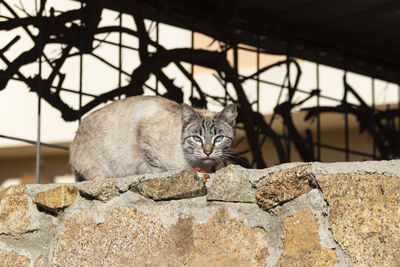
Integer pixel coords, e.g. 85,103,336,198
102,0,400,84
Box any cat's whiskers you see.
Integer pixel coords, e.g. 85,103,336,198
186,154,199,166
223,152,241,160
216,157,225,167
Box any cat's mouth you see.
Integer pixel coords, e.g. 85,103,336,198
199,157,217,164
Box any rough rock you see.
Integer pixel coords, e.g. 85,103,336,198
317,173,400,266
0,185,41,235
51,206,269,266
256,164,315,210
78,179,119,202
34,185,77,212
131,169,206,200
277,208,337,266
207,165,256,203
0,247,31,267
34,259,42,267
248,162,307,186
1,160,400,266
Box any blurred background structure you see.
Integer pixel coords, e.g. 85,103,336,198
1,0,399,186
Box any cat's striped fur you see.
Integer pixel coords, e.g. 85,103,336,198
70,95,237,181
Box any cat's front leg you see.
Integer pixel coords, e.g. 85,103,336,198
73,165,110,181
139,146,167,174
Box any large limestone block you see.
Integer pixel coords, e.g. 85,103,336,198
51,207,269,266
0,185,41,235
277,208,337,267
256,165,315,210
317,173,400,266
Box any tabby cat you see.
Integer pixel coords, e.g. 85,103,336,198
70,96,237,181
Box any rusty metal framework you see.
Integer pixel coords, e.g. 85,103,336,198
1,0,400,183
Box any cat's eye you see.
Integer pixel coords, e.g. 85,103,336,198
193,135,202,142
214,135,224,142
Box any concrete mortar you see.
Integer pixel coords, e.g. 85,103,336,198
312,159,400,177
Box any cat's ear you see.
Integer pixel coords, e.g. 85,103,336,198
182,103,200,126
218,103,237,126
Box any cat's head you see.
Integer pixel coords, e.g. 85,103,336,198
181,103,237,170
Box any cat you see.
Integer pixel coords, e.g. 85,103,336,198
69,95,237,181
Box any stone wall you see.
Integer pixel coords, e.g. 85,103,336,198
1,160,400,266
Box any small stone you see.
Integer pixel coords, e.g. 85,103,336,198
0,185,41,235
256,165,315,210
201,174,210,183
34,185,77,212
277,208,337,266
78,180,119,202
131,169,206,200
207,165,256,203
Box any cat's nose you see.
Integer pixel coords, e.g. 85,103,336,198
203,145,213,156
